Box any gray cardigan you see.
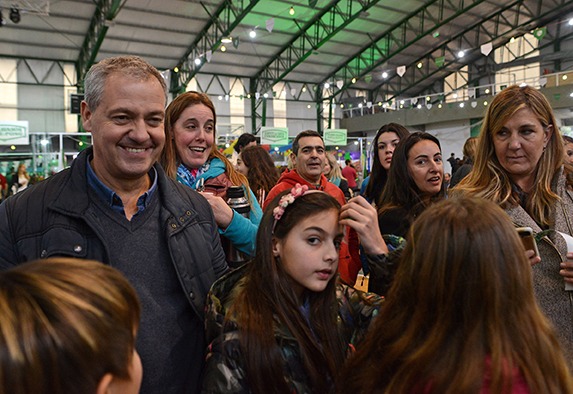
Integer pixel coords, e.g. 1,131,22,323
505,167,573,362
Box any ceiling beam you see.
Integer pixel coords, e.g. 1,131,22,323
253,0,380,93
171,0,260,94
250,0,380,133
76,0,125,87
320,0,487,101
373,0,573,102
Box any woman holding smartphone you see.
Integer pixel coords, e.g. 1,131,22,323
451,85,573,364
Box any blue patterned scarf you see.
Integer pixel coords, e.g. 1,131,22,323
176,162,210,189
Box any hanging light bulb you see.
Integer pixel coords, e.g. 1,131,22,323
289,6,295,15
9,7,20,24
220,45,227,52
249,29,257,38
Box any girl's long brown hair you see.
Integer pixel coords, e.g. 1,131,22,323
227,191,346,394
338,197,573,394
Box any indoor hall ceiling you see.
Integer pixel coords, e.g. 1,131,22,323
1,0,573,103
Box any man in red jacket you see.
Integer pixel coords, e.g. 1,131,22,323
263,130,345,210
264,130,361,285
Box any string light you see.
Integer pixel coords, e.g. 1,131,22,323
289,6,295,15
249,29,257,38
9,7,20,24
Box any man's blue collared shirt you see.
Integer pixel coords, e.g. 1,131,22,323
86,158,158,217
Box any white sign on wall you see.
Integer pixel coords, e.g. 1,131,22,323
0,121,29,145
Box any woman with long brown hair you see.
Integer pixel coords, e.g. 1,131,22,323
451,85,573,361
339,197,573,394
160,91,262,260
235,145,279,206
361,123,410,205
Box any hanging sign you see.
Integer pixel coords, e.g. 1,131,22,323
260,127,289,146
0,121,29,145
324,128,347,146
480,42,493,56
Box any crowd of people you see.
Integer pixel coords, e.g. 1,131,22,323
1,55,573,393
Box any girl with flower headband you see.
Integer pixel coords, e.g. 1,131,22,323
201,184,382,394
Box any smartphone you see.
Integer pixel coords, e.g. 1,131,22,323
517,227,539,258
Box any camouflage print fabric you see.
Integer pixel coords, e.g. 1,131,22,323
363,234,407,296
201,264,383,393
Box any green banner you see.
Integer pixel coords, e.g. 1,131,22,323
260,127,289,146
0,121,29,145
324,129,347,146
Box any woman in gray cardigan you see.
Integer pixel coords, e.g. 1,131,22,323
452,85,573,364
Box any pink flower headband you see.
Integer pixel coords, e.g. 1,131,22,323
273,183,309,227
